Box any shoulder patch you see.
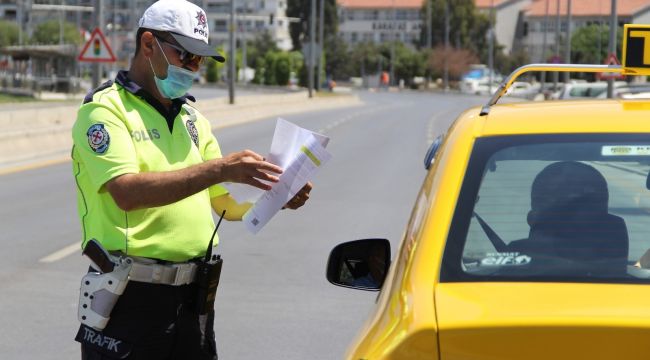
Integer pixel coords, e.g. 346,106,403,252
83,80,114,104
87,124,110,154
186,119,199,148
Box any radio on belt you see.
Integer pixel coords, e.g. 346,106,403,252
195,210,226,314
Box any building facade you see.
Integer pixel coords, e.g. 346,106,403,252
475,0,532,54
521,0,650,63
1,0,292,58
337,0,423,46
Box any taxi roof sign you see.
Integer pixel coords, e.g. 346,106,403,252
78,27,116,63
622,24,650,75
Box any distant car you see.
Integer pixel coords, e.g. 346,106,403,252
551,81,609,99
326,59,650,358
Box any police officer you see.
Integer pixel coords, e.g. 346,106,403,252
71,1,312,358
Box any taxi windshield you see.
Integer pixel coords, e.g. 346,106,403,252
442,134,650,284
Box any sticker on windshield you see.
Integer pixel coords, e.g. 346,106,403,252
480,252,531,266
602,145,650,156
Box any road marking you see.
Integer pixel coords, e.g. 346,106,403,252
317,102,410,134
39,242,80,263
0,156,70,176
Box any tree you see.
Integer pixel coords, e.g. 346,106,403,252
287,0,338,50
323,35,350,80
571,24,622,65
349,42,381,78
0,20,19,47
428,45,479,80
31,20,82,45
246,31,279,69
420,0,491,60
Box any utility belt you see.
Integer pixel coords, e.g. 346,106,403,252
78,239,223,331
127,255,199,286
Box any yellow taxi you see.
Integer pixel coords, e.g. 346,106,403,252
326,25,650,359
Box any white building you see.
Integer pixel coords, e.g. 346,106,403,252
337,0,423,46
205,0,292,50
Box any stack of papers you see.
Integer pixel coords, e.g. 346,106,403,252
224,118,332,233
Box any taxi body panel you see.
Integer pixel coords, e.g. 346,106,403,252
338,96,650,359
436,282,650,359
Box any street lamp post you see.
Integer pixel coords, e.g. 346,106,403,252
607,0,617,98
540,0,549,93
553,0,560,91
308,0,315,98
443,0,449,91
228,0,235,104
317,0,324,91
564,0,572,83
488,0,495,94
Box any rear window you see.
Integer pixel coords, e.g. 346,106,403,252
441,134,650,283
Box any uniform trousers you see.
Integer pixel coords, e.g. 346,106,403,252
77,280,217,360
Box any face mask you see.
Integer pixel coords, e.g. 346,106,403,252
148,38,196,99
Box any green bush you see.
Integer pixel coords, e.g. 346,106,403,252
274,53,291,85
252,57,266,84
263,52,277,85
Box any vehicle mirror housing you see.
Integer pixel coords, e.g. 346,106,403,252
424,135,443,170
326,239,391,291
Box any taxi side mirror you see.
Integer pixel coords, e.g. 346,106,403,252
326,239,391,291
424,135,443,170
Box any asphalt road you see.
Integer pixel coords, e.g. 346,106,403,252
0,90,487,360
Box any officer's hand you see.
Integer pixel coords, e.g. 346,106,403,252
217,150,282,190
283,182,312,210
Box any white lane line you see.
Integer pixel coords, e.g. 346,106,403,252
39,242,80,263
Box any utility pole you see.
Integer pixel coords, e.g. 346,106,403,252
390,0,395,87
553,0,560,91
540,0,549,93
308,0,315,98
240,1,249,85
607,0,617,99
92,0,104,89
488,0,495,94
564,0,572,83
443,0,449,91
17,0,23,45
426,0,432,49
228,0,235,104
317,0,324,91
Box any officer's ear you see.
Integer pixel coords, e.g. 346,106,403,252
140,31,156,59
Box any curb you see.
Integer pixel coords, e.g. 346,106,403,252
0,92,363,172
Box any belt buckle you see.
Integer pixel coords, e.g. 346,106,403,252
172,263,194,285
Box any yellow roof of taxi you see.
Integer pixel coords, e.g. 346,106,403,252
467,99,650,136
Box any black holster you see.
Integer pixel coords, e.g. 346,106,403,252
195,254,223,315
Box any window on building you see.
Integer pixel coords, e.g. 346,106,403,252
523,22,528,36
351,32,358,43
215,20,227,32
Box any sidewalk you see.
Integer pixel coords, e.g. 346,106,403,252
0,90,363,172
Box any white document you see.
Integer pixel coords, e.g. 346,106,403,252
223,118,331,233
226,118,329,203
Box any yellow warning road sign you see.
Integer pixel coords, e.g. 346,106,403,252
78,27,116,63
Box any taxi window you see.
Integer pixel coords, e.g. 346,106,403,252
441,134,650,284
